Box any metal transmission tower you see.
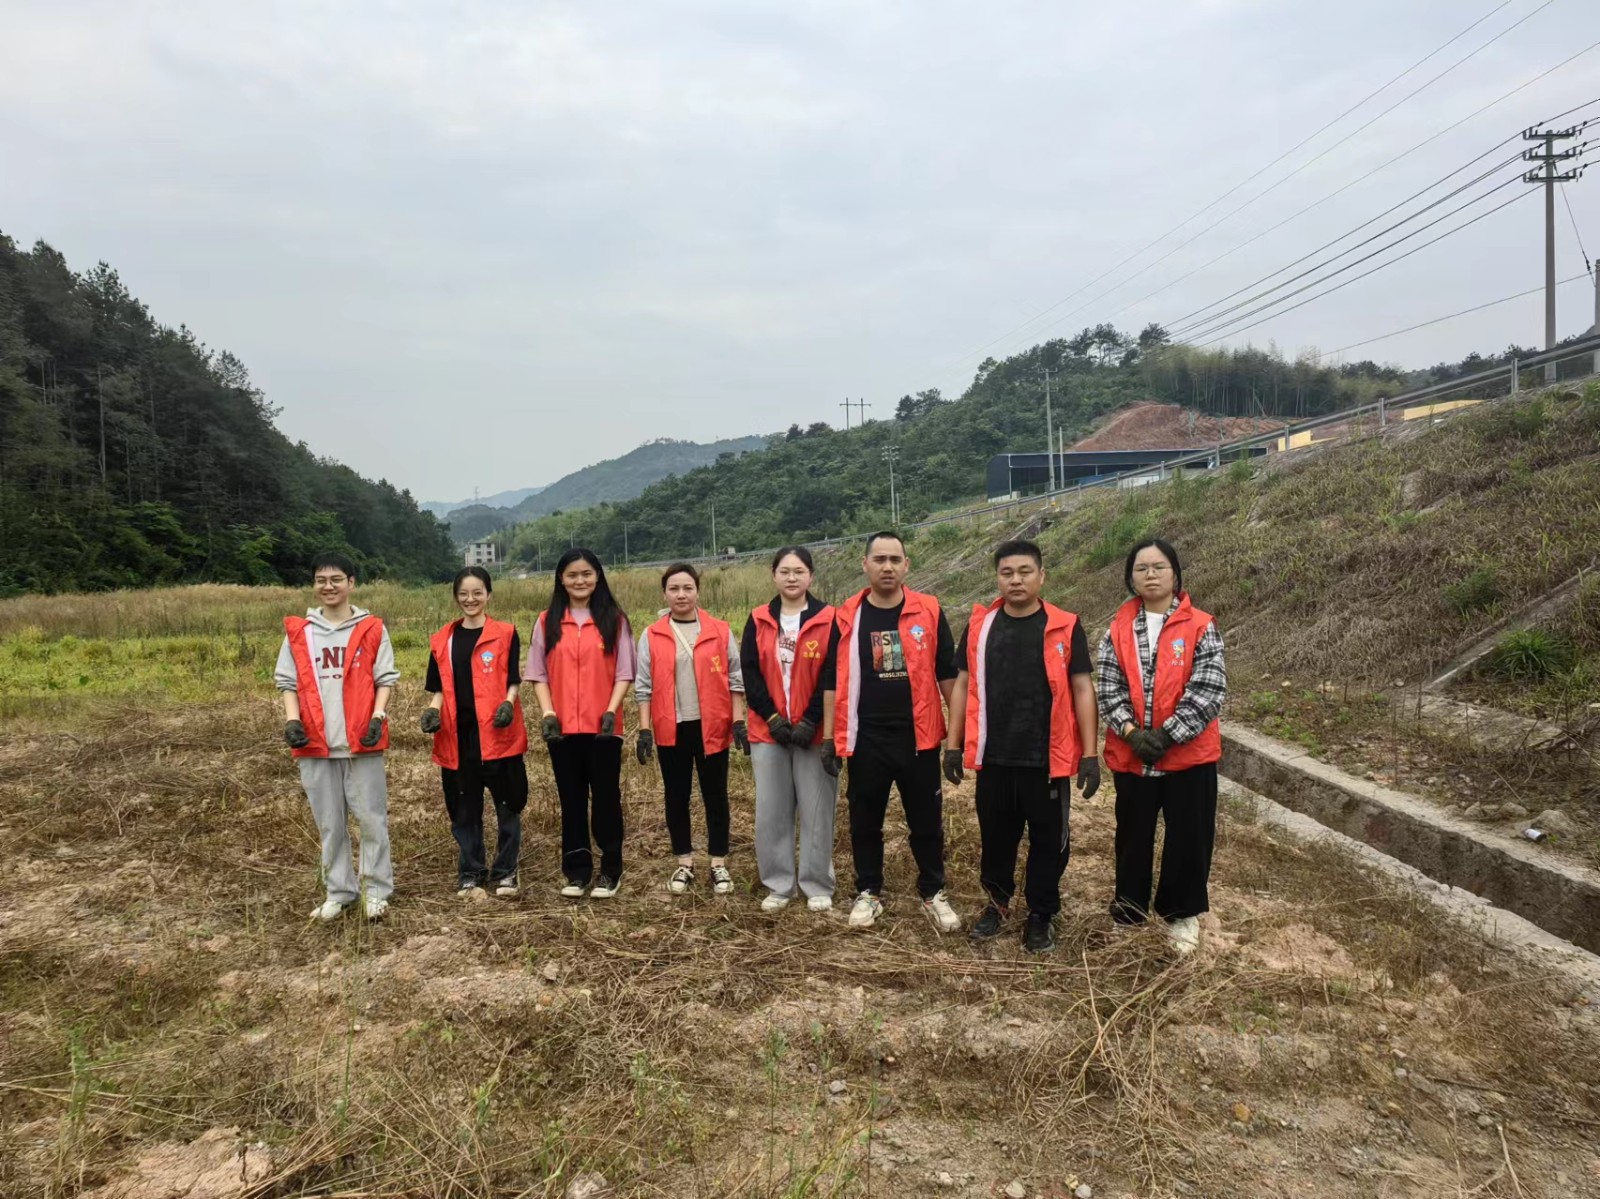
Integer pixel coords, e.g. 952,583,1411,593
1523,125,1586,380
881,446,901,527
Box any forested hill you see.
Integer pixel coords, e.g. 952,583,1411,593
441,435,769,544
498,324,1427,566
0,236,457,593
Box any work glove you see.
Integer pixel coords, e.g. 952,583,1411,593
942,748,964,787
541,713,564,743
284,719,309,749
636,728,655,764
790,718,817,746
1133,728,1174,766
420,708,442,734
1077,755,1101,799
765,714,793,745
598,711,617,738
732,720,750,756
359,717,385,748
491,701,515,729
820,739,843,779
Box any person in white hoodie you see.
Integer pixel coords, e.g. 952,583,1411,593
273,552,401,921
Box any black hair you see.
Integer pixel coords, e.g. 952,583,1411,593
661,562,700,590
771,545,815,573
545,547,627,656
1123,538,1183,596
310,551,357,580
863,530,904,554
452,566,493,595
993,539,1042,569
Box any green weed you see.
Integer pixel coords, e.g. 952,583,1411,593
1443,567,1500,616
1489,628,1577,680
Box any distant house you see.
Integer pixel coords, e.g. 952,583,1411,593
463,540,498,567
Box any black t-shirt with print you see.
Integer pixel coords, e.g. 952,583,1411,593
956,610,1090,769
853,598,957,737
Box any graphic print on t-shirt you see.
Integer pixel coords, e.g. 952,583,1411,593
870,630,907,678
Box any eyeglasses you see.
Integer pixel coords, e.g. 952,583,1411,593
1131,564,1172,575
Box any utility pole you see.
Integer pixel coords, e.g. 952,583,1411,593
1523,125,1585,381
623,521,631,565
710,501,717,557
1593,268,1600,376
838,397,871,429
840,397,852,431
882,446,901,526
1043,368,1056,493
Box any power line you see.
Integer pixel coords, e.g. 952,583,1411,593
964,0,1563,364
929,1,1532,374
1560,182,1592,272
1312,272,1591,359
1167,148,1538,339
1196,188,1538,345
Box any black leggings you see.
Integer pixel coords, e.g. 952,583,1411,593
657,720,730,857
548,734,624,883
1110,762,1217,923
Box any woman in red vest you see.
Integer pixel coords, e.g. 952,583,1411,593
1096,538,1228,956
739,546,838,912
421,567,529,899
527,548,635,899
634,563,747,896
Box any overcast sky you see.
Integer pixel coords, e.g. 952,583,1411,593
3,0,1597,501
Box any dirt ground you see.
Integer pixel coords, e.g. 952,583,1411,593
3,701,1600,1199
1071,404,1285,452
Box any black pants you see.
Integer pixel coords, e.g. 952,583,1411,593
657,720,730,857
976,764,1069,918
846,732,945,899
1110,762,1218,923
441,756,528,887
548,733,624,883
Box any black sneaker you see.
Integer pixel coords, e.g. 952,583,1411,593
970,902,1007,941
1023,913,1056,954
590,873,622,899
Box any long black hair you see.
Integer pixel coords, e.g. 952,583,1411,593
1123,538,1183,596
545,547,626,655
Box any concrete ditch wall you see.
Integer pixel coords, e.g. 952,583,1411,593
1220,721,1600,955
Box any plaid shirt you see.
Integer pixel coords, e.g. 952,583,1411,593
1095,598,1227,777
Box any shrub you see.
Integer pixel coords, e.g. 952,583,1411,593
1443,567,1500,616
925,522,963,547
1084,506,1153,571
1489,628,1577,680
1477,398,1548,444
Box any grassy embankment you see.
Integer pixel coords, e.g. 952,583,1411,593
2,389,1599,1198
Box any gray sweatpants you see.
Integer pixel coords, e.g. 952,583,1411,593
298,755,394,905
752,741,838,900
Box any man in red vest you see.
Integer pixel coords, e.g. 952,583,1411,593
943,539,1100,954
820,531,961,933
273,552,400,922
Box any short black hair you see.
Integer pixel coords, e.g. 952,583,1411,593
863,530,904,554
661,562,700,589
771,545,815,573
310,551,357,580
452,566,492,594
993,539,1042,569
1123,538,1183,596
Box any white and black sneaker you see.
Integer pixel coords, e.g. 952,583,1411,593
667,866,695,895
590,873,622,899
560,878,586,899
711,865,734,895
494,876,520,898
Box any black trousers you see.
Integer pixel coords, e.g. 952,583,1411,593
1110,762,1218,923
548,733,624,883
657,720,731,857
975,764,1069,918
846,732,945,899
441,755,528,887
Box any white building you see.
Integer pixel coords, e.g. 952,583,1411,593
463,540,498,567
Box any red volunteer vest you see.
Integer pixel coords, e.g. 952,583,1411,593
428,617,529,769
748,601,835,745
1102,594,1222,774
832,587,947,755
962,599,1083,778
540,609,625,737
646,610,735,752
283,613,389,758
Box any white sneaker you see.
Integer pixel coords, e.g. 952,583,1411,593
668,866,695,895
806,895,834,913
922,890,961,933
363,895,389,922
760,892,792,912
494,877,519,898
847,891,883,929
310,898,349,923
590,874,622,899
711,865,734,895
560,879,586,898
457,883,487,901
1168,916,1200,956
